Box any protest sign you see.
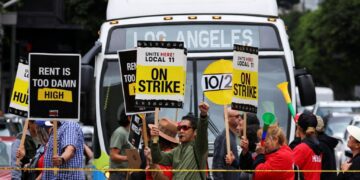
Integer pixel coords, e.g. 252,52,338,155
29,53,81,120
9,60,29,117
118,49,155,115
232,45,258,113
201,59,233,105
135,40,187,108
128,114,142,148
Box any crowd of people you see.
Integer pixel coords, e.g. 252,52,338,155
9,102,360,180
10,120,93,180
108,102,360,180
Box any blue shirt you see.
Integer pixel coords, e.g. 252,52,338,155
42,121,85,180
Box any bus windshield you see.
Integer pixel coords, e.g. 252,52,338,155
107,23,282,53
99,56,290,150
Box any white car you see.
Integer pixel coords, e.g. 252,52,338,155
313,101,360,118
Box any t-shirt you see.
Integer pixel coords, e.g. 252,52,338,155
110,126,132,168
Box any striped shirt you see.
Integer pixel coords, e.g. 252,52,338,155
42,121,85,180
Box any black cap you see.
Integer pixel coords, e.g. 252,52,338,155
298,112,317,131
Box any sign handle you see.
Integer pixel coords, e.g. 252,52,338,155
53,120,58,175
243,112,247,139
141,114,149,148
16,119,29,166
175,108,178,121
224,105,231,156
152,108,159,143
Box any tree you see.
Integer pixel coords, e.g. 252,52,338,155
64,0,108,36
292,0,360,99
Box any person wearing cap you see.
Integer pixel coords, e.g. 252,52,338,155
25,120,52,180
11,120,38,180
253,125,294,180
292,112,322,180
145,117,179,180
337,125,360,180
316,115,338,180
212,108,242,180
150,102,209,180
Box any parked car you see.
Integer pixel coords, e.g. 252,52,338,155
0,136,17,179
323,113,357,169
313,101,360,118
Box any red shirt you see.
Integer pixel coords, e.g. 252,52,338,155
254,145,295,180
146,148,173,180
293,143,322,180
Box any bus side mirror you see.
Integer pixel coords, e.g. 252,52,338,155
80,65,95,125
81,65,94,92
295,68,316,106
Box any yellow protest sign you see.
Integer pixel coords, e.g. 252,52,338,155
231,45,258,113
9,62,29,117
201,59,233,105
135,41,187,108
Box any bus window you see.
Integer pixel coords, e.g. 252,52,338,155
99,59,124,153
195,57,290,140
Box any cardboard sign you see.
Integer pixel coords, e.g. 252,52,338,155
231,45,258,113
118,49,155,115
9,60,29,117
128,114,142,149
125,149,141,169
135,41,187,108
201,59,233,105
29,53,81,120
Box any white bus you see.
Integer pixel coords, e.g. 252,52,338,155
80,0,316,178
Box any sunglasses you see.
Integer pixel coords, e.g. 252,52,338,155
177,125,192,131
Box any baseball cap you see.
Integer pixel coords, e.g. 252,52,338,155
35,120,53,127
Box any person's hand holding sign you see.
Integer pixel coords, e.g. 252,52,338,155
225,151,235,166
150,126,160,139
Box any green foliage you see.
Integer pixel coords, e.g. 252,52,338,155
64,0,108,35
291,0,360,99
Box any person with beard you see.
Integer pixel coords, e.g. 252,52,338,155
253,125,294,180
292,112,322,180
337,125,360,180
316,115,338,180
212,108,242,180
150,102,209,180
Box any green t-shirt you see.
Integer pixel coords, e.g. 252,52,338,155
109,126,131,168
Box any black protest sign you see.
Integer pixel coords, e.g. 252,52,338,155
118,49,155,115
135,40,187,108
128,114,142,148
29,53,81,120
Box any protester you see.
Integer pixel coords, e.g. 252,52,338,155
11,120,38,180
238,112,260,174
212,108,241,180
109,110,132,180
316,115,338,180
253,125,294,180
150,102,209,179
25,120,52,180
42,121,85,179
337,125,360,180
145,117,179,180
292,112,322,180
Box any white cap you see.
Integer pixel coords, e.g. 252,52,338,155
347,125,360,142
